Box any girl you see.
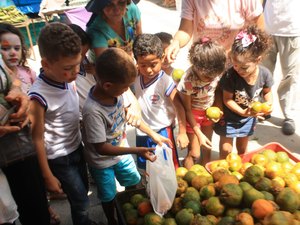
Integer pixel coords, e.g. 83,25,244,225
214,25,273,158
177,38,227,168
0,23,35,94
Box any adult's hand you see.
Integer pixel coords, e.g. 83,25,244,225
5,89,30,128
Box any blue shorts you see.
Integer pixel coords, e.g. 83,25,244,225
89,155,140,202
136,126,178,170
214,117,256,138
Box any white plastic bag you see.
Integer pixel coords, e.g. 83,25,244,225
146,144,177,217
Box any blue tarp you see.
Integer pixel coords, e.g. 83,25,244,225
12,0,42,14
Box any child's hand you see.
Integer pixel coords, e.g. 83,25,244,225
196,132,212,149
176,133,189,149
45,174,64,194
125,106,142,127
151,132,173,149
209,110,224,123
138,147,157,162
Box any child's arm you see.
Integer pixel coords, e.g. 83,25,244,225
262,87,273,114
179,92,212,149
93,142,157,162
29,100,63,194
223,90,263,117
169,89,189,149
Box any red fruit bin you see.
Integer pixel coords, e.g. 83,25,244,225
205,142,299,173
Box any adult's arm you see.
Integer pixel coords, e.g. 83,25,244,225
166,18,193,63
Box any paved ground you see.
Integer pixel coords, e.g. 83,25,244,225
21,0,300,224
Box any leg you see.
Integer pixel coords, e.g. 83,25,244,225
3,157,50,225
48,148,91,225
219,136,234,159
101,200,117,225
236,137,249,155
200,125,213,165
184,133,200,169
276,36,300,134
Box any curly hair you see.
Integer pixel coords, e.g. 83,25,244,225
133,33,163,60
189,38,226,77
95,48,137,83
38,22,81,62
0,22,28,67
231,25,272,60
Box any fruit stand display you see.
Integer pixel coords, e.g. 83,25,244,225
117,142,300,225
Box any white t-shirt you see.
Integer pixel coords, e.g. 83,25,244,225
134,70,176,135
181,0,263,51
29,73,81,159
264,0,300,36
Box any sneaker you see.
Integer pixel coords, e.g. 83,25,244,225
282,119,295,135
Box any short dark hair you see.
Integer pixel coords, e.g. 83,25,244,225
38,22,81,62
95,48,137,83
133,33,163,60
189,38,226,77
68,24,91,46
0,22,27,67
155,32,173,45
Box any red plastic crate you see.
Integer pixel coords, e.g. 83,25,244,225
205,142,299,173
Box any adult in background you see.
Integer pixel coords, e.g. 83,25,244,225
85,0,142,58
166,0,264,64
262,0,300,135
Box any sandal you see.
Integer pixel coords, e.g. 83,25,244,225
48,206,61,225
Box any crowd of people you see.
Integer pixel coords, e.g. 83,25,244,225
0,0,299,224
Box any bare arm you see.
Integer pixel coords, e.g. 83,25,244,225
166,18,194,63
169,88,189,149
29,100,63,194
93,142,156,162
179,92,212,149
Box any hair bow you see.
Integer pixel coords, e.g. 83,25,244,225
235,30,257,47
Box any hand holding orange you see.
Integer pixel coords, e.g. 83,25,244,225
206,106,222,122
172,68,185,82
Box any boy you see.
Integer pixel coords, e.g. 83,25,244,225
155,32,174,75
29,22,96,225
82,48,171,225
133,33,189,170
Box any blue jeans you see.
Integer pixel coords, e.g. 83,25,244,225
48,144,91,225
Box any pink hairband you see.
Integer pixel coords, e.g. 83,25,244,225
235,30,257,47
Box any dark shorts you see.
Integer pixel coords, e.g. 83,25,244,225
214,117,256,138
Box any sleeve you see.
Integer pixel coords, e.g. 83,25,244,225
220,70,236,94
164,74,176,97
181,0,195,21
176,72,194,96
242,0,263,21
87,20,108,49
83,108,107,144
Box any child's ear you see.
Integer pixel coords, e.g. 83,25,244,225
102,81,113,90
41,58,50,72
256,56,262,63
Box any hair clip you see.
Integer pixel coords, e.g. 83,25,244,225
200,37,211,44
235,30,257,47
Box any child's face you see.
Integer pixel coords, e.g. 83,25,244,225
0,33,22,69
136,54,162,81
42,53,82,83
231,53,259,78
103,76,135,98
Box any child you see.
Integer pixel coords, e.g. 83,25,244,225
0,23,36,94
177,38,227,168
28,22,96,225
0,22,61,225
133,33,189,170
155,32,174,75
214,25,273,158
82,48,171,225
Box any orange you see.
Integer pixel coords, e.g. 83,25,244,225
250,101,262,113
265,161,283,179
251,153,268,167
289,181,300,194
239,162,253,175
272,176,285,188
283,173,298,187
276,151,290,163
176,167,188,178
172,68,185,81
206,107,221,120
228,160,243,172
226,152,242,163
261,102,271,114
